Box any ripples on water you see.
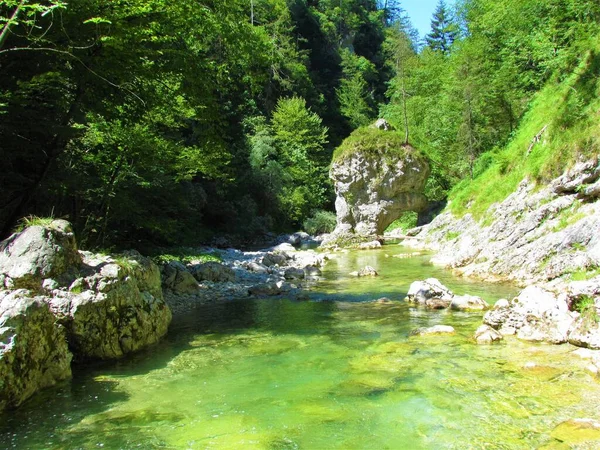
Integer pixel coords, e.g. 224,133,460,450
2,247,600,449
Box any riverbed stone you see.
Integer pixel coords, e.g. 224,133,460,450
284,268,305,280
190,262,235,283
483,286,576,343
451,294,489,311
262,252,291,267
249,282,284,297
568,312,600,349
172,269,199,294
410,325,455,336
494,298,510,309
0,220,81,290
474,324,503,344
358,241,382,250
0,290,72,410
405,278,454,306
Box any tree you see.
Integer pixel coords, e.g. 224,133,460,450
337,49,378,128
426,0,458,54
383,28,417,143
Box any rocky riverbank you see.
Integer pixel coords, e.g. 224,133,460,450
396,159,600,352
159,240,329,315
0,220,171,410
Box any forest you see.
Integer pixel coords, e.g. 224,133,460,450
1,0,599,248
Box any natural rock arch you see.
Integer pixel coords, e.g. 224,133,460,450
329,125,430,237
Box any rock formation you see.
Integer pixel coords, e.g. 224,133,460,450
330,126,430,238
0,220,172,409
0,290,72,410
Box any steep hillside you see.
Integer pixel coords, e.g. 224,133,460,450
409,42,600,293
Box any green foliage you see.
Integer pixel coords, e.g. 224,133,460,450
303,210,337,235
445,231,461,241
425,0,458,54
450,42,600,219
571,295,599,323
570,268,600,282
337,49,378,128
13,216,55,233
152,249,222,266
332,127,420,163
385,212,418,233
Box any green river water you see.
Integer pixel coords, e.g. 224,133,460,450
2,247,600,449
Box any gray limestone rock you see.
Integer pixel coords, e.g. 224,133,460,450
330,140,430,237
0,290,72,410
405,278,454,307
51,252,172,360
483,286,575,344
190,261,235,283
0,220,81,290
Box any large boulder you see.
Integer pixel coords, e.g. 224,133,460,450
0,290,72,410
0,220,81,290
51,251,172,360
483,286,576,344
190,261,235,283
330,128,430,237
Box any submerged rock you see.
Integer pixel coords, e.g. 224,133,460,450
0,290,72,410
550,418,600,445
410,325,455,336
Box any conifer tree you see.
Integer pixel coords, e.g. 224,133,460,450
426,0,457,54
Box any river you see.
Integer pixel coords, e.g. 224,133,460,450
1,246,599,449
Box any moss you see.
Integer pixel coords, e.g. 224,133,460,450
332,127,424,164
445,231,461,241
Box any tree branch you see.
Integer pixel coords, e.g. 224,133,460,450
0,46,146,106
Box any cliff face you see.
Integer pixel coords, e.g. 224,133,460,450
330,127,430,237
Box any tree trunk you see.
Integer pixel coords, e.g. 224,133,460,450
0,0,26,50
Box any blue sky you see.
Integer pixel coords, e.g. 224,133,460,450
402,0,444,39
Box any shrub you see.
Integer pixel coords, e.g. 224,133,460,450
303,210,337,235
385,211,418,233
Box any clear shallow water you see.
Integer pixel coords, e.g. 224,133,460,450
2,246,600,449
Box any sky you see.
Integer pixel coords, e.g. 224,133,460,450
402,0,444,40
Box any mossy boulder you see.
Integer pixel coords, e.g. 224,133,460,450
0,290,72,410
330,127,430,237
